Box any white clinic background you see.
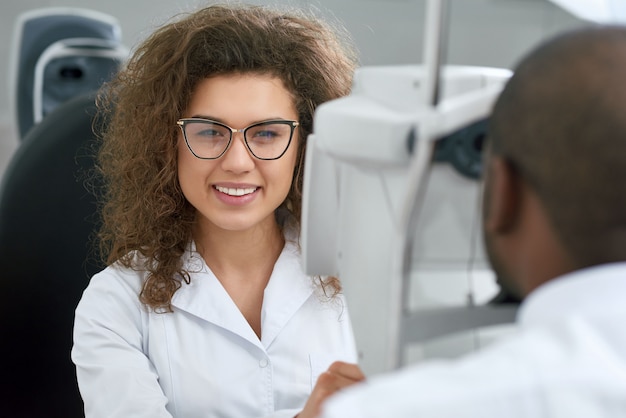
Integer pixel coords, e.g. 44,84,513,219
0,0,586,180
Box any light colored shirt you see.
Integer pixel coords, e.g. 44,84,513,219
72,238,357,418
321,262,626,418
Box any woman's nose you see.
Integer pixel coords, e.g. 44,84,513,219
219,133,255,173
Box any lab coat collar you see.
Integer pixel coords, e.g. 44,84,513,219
518,262,626,328
261,235,315,348
170,235,314,351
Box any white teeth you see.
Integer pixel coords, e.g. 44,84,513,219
215,185,257,196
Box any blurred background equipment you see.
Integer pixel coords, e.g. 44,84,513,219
9,7,128,140
0,7,127,415
0,91,104,417
302,0,516,376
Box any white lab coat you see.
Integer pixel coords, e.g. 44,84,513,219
72,237,357,418
321,262,626,418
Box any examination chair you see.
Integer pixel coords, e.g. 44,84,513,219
0,92,104,417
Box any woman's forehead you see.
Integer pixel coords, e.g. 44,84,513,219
184,74,298,124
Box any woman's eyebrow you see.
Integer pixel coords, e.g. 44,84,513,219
189,114,224,122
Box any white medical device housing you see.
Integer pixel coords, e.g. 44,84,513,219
301,63,517,375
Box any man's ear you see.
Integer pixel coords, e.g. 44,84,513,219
483,156,521,234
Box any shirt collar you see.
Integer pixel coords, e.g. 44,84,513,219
170,234,314,350
261,235,315,348
518,262,626,327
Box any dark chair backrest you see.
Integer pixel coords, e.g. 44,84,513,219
0,91,104,417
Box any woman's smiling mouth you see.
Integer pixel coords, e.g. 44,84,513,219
214,185,259,196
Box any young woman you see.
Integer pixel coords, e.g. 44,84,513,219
72,4,363,417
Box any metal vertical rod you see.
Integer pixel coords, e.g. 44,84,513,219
423,0,449,107
388,0,450,370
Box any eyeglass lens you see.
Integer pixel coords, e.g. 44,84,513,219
183,120,294,159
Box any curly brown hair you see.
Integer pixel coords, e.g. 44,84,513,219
95,3,358,311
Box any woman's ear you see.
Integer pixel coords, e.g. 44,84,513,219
483,156,521,235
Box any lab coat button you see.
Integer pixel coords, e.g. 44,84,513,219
259,358,269,368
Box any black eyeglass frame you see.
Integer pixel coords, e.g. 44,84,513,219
176,118,299,160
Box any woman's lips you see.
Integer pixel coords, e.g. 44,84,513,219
212,184,260,205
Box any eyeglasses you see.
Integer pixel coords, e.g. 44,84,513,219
177,118,299,160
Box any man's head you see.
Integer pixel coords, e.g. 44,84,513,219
483,26,626,298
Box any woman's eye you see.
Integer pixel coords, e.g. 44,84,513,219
253,130,278,139
198,128,223,137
